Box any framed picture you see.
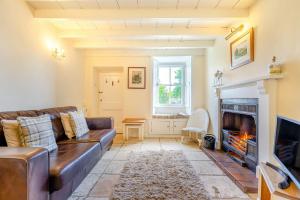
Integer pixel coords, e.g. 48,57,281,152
128,67,146,89
230,28,254,69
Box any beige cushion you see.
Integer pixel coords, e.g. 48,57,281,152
1,120,24,147
60,113,75,139
17,114,57,152
68,111,89,138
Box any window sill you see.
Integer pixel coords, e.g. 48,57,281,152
155,105,185,108
152,113,189,119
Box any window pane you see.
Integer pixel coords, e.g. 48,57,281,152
170,86,182,104
158,85,170,104
171,67,183,85
158,67,170,84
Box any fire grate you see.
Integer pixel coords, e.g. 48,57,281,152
221,98,258,172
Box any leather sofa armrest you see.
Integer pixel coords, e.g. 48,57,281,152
86,117,114,130
0,147,49,200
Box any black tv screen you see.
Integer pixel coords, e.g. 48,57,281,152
274,116,300,189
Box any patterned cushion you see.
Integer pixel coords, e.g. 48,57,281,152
17,114,57,151
60,113,75,139
1,120,24,147
68,111,89,137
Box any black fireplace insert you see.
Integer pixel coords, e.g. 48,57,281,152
221,98,258,172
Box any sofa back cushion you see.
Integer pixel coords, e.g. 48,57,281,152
60,113,75,139
0,106,77,145
1,120,24,147
69,111,89,137
17,114,58,152
37,106,77,142
0,110,38,146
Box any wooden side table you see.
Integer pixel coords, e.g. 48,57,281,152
258,162,300,200
122,118,146,141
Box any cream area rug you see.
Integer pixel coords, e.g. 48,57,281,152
112,150,211,200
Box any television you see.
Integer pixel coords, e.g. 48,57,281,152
274,116,300,189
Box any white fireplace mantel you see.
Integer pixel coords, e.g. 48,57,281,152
213,74,283,165
215,74,283,90
213,74,283,99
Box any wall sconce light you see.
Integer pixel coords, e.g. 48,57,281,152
52,47,65,59
225,24,244,40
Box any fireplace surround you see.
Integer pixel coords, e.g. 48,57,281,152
221,98,258,172
212,75,283,171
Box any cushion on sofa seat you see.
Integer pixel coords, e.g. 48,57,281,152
37,106,77,142
68,111,89,137
17,114,58,152
60,113,75,139
49,142,101,191
1,120,24,147
58,129,116,151
0,110,39,147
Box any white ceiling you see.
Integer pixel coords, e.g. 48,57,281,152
26,0,257,50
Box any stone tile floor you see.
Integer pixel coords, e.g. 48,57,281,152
69,134,257,200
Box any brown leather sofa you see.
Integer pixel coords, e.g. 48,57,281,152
0,106,116,200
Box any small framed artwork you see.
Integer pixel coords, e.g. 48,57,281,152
128,67,146,89
230,28,254,69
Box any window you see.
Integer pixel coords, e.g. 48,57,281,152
153,56,191,115
157,64,185,106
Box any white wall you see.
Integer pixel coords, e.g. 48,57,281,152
205,0,300,161
84,50,207,120
55,41,85,108
206,38,226,138
84,54,151,118
248,0,300,121
192,55,206,110
0,0,85,111
0,0,58,111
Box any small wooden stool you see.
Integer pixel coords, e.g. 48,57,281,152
122,118,146,141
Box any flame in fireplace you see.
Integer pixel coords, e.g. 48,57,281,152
241,132,255,141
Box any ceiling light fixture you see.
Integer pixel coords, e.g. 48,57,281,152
225,24,244,40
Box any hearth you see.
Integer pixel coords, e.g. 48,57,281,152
221,99,258,172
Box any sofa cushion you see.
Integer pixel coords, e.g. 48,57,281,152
69,111,89,137
60,113,75,139
49,142,101,191
17,114,57,152
1,120,24,147
0,110,38,146
58,129,116,151
96,129,116,151
37,106,77,142
86,117,114,130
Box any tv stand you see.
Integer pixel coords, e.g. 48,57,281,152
266,162,291,189
258,163,300,200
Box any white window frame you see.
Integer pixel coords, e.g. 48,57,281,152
156,63,186,107
152,56,191,115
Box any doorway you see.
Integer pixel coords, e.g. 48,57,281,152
97,69,123,133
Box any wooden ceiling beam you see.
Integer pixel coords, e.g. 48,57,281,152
72,40,215,49
58,27,228,39
33,8,249,20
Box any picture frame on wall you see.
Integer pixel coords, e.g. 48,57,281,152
128,67,146,89
230,28,254,69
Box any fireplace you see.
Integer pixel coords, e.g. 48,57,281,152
221,98,258,172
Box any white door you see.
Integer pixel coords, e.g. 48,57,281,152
98,73,123,132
